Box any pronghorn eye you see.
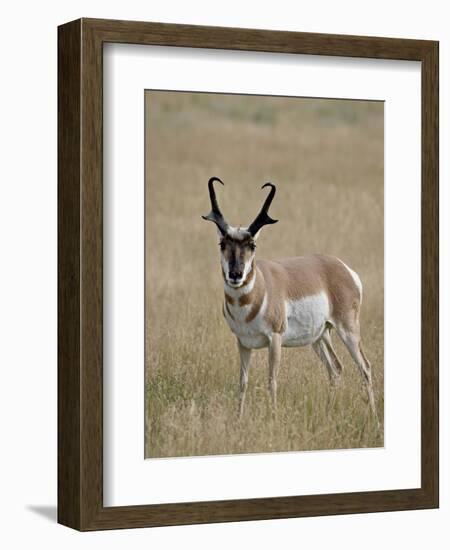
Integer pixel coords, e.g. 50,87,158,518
219,241,226,251
249,242,256,251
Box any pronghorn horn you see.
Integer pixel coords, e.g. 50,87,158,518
201,177,229,236
247,183,278,236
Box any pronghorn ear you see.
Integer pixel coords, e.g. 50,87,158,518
216,226,225,239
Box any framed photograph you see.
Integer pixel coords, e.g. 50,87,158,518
58,18,439,531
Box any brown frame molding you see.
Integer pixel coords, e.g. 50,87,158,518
58,18,439,531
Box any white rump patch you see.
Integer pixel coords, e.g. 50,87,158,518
338,259,363,304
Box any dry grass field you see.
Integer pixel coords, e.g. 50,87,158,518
145,91,384,458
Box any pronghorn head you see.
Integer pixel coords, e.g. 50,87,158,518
202,177,278,288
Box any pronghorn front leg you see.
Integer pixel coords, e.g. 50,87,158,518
268,333,282,415
237,339,252,419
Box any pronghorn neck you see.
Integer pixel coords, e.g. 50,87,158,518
223,261,267,339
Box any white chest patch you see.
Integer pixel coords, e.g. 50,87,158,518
224,293,270,349
282,292,330,347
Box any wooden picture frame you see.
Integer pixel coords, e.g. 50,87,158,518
58,18,439,531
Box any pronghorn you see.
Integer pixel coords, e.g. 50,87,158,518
202,177,377,421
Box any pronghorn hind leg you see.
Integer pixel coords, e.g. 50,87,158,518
321,326,344,376
335,323,379,427
312,329,342,413
237,339,252,419
268,333,282,416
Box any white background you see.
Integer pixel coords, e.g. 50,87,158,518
104,45,421,506
0,0,448,548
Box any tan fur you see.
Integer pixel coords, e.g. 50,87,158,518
255,254,361,333
223,254,359,331
224,293,235,306
238,292,252,307
208,194,377,423
244,274,265,323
